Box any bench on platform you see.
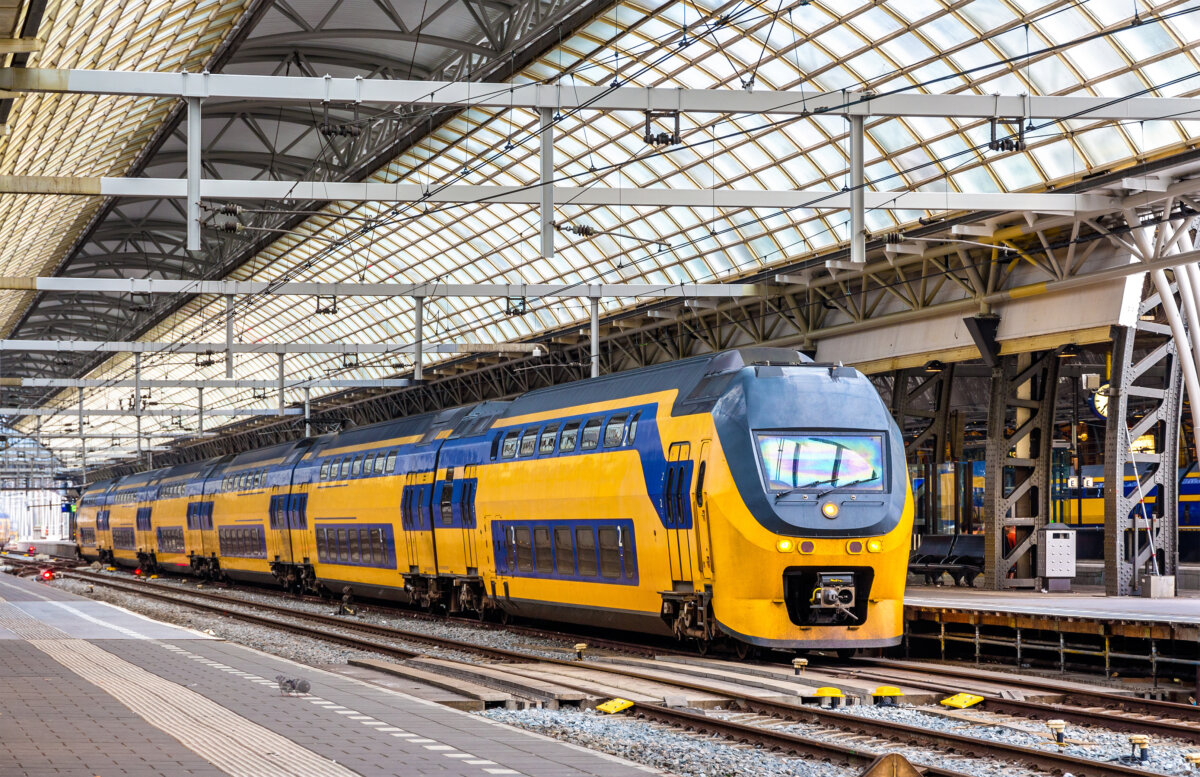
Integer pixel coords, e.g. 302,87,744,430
909,534,984,587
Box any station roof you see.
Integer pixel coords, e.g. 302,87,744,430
1,0,1198,475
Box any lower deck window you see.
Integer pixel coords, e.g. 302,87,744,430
157,527,185,554
315,524,395,568
112,527,136,550
79,528,96,546
217,526,266,559
493,520,636,584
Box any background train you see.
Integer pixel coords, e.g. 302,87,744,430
78,348,914,653
913,462,1200,562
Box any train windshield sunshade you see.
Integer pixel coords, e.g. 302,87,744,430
756,432,886,493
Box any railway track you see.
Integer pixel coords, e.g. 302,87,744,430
63,568,1192,777
836,658,1200,739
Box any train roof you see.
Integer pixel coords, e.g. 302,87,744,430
501,347,812,417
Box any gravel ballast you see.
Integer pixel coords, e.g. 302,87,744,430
483,707,849,777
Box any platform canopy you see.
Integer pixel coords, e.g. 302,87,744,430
0,0,1199,476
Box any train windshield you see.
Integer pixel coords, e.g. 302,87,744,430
756,433,885,493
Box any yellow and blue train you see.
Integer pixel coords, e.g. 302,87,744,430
77,348,914,652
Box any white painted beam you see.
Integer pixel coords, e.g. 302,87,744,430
0,175,1121,213
0,378,414,389
3,68,1198,122
0,339,543,355
0,407,305,417
0,277,765,299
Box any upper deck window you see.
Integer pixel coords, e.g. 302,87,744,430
580,419,602,450
519,429,538,457
603,415,628,448
559,422,580,452
756,433,886,493
538,425,559,455
500,431,520,459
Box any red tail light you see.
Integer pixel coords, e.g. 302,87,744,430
40,570,53,580
134,568,142,576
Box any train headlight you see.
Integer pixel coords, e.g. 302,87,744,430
821,502,839,519
776,539,794,553
867,539,883,553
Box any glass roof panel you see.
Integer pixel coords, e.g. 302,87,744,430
19,0,1200,454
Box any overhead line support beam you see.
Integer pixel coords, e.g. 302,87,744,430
0,340,545,355
3,68,1198,122
0,176,1121,213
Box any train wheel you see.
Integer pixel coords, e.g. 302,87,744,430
695,638,710,656
734,641,753,661
498,609,511,626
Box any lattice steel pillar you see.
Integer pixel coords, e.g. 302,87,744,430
891,364,956,462
983,351,1060,590
1105,300,1183,595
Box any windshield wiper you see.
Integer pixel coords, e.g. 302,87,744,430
816,471,879,498
774,477,837,500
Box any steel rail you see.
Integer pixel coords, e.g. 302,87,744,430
628,702,973,777
852,658,1200,723
835,664,1200,740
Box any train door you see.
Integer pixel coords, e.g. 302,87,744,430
401,471,439,575
663,442,695,589
460,464,479,573
269,480,293,566
692,440,714,580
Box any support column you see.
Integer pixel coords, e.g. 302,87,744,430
589,297,600,379
276,352,285,416
982,351,1060,589
413,296,424,381
77,387,85,483
225,294,234,379
540,107,555,260
1105,289,1184,595
303,387,311,437
891,364,956,536
848,114,865,264
134,353,143,462
186,96,202,253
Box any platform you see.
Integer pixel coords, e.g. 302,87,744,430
0,573,653,777
906,585,1200,626
903,583,1200,684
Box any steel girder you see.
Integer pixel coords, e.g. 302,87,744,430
982,351,1061,590
1104,296,1184,596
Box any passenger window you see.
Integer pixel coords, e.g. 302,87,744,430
337,528,349,562
580,419,602,450
320,462,330,480
500,431,520,459
598,526,621,578
316,528,327,562
626,412,640,444
384,452,397,473
519,429,538,457
349,530,360,563
340,458,351,478
604,415,628,448
575,527,597,576
514,527,533,572
370,528,384,564
363,454,375,475
534,527,553,573
351,456,363,477
554,527,574,575
538,424,560,455
440,483,454,525
559,422,580,452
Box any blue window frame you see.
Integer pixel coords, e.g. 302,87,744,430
136,507,152,532
492,519,637,584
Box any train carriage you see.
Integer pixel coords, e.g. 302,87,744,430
78,348,914,652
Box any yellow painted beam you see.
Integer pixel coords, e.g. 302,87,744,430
0,38,42,54
0,175,102,194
